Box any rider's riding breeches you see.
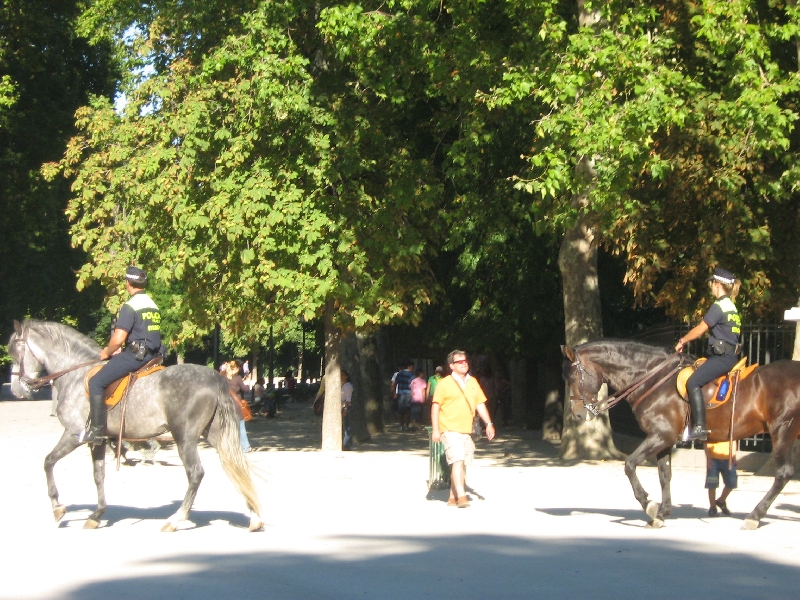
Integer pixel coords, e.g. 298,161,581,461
88,350,149,398
686,353,738,395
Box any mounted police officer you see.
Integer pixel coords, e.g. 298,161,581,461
675,266,742,441
78,266,162,445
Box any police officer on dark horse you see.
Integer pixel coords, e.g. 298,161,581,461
79,265,162,445
674,266,741,441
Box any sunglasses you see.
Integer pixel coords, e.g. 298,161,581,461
451,359,468,365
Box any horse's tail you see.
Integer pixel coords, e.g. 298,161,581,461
214,385,262,519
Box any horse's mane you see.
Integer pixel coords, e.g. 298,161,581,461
575,339,672,354
24,319,101,361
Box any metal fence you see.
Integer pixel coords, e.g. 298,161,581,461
613,321,797,452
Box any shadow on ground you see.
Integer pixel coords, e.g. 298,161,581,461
57,533,800,600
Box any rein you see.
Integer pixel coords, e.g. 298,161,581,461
580,353,686,417
23,360,106,390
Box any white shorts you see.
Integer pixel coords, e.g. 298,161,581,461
441,431,475,466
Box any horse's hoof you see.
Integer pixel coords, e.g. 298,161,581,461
53,505,66,522
646,518,665,529
741,518,760,531
83,519,100,530
249,519,264,532
161,521,177,532
645,501,659,521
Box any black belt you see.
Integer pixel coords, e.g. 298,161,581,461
709,340,741,356
127,340,155,357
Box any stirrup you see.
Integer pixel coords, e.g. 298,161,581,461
76,427,107,446
686,426,709,441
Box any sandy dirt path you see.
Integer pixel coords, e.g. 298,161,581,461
1,397,799,600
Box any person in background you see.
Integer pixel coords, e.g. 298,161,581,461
391,361,415,431
341,370,353,450
409,369,427,431
225,360,252,453
431,351,495,508
706,440,737,517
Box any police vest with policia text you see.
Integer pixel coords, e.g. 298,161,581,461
125,293,161,339
713,296,741,344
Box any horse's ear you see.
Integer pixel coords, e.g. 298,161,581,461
13,320,22,335
561,345,576,362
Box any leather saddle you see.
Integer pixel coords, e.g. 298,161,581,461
84,357,165,408
676,356,758,408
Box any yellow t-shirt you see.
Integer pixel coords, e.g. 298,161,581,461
432,374,487,434
706,441,736,460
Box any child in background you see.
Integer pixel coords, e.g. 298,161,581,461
705,440,737,516
409,369,428,431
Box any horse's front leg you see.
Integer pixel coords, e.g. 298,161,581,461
44,431,83,523
84,441,107,529
655,447,673,520
624,434,673,528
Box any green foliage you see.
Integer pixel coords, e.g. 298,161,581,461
0,0,117,338
487,0,800,319
55,1,439,346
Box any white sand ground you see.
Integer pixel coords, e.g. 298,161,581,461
1,397,799,600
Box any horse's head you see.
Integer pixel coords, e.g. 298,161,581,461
8,320,44,399
561,345,605,422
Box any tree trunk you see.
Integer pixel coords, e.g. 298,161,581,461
557,157,622,459
339,332,373,443
321,299,342,452
541,353,563,441
509,359,527,427
356,331,384,435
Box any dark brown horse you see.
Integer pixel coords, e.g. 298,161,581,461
562,340,800,529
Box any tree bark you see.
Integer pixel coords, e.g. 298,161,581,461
557,157,623,459
509,359,527,427
339,332,373,443
356,331,384,435
321,298,342,452
541,353,563,441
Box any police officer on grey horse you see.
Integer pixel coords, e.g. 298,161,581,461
675,266,742,442
78,266,162,445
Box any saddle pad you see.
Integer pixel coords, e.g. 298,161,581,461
84,360,165,408
707,363,758,409
676,360,758,405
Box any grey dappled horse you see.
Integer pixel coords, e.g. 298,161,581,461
8,320,263,532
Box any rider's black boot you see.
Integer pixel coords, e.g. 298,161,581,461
78,394,107,445
687,387,709,441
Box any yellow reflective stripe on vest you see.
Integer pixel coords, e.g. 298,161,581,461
715,297,737,314
126,293,158,311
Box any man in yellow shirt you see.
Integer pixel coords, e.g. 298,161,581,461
431,350,495,508
705,441,737,516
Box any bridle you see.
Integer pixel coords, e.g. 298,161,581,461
569,352,687,417
11,326,102,393
568,355,603,413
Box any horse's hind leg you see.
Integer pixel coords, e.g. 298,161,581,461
624,434,673,527
742,434,797,530
44,431,83,523
162,436,204,532
84,441,108,529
